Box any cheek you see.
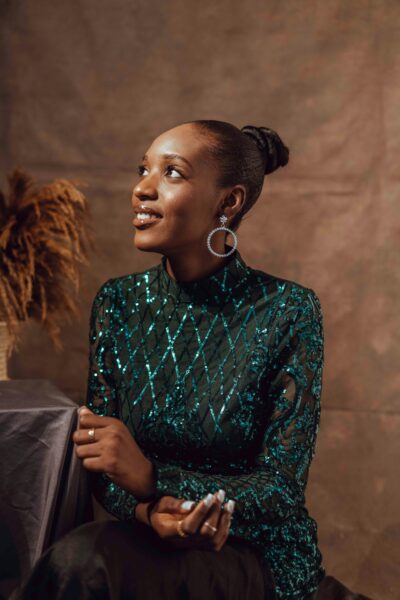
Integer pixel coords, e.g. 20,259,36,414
163,186,212,223
159,180,217,240
163,193,197,225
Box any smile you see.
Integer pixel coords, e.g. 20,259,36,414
133,214,163,228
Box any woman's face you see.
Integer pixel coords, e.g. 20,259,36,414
131,123,240,257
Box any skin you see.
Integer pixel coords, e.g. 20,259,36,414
74,123,246,550
131,122,246,281
74,407,232,550
140,494,234,552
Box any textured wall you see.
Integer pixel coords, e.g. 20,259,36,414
1,1,399,598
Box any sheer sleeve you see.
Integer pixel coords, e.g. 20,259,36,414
85,278,139,521
148,286,324,536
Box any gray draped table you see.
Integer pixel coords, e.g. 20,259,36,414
0,379,94,600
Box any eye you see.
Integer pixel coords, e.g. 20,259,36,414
136,164,184,179
166,165,184,178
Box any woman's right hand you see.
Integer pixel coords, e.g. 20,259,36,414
148,491,235,551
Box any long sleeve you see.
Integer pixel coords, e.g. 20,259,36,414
149,287,324,534
85,278,139,521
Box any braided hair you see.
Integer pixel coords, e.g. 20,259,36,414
240,125,289,175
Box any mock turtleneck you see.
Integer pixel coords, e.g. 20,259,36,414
86,251,326,599
158,244,250,305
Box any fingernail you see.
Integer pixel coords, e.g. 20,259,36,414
216,489,226,503
225,499,235,514
203,493,214,507
181,500,195,511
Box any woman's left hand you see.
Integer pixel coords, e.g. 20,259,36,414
72,407,155,498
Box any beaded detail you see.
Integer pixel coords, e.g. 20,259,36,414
86,246,326,599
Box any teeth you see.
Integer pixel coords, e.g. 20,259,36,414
137,213,161,219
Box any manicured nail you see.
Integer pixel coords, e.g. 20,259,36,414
216,489,226,503
203,493,214,507
225,499,235,514
181,500,195,511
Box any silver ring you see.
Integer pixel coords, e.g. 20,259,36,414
87,428,96,442
204,521,217,534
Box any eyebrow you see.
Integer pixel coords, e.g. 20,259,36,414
141,153,193,169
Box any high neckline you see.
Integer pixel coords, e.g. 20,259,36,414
157,245,251,305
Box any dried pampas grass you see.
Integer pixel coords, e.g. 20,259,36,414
0,167,95,358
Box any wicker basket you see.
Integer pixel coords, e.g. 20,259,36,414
0,321,10,380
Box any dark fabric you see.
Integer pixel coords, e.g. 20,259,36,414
85,247,327,598
17,518,277,600
81,248,374,600
0,379,94,599
16,518,375,600
313,575,374,600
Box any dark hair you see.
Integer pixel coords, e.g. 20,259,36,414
185,120,289,232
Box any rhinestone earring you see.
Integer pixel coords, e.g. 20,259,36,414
207,214,238,257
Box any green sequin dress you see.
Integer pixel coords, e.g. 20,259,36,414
86,245,327,600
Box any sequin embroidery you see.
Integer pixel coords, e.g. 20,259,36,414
86,246,326,599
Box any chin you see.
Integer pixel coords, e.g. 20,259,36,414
133,234,163,253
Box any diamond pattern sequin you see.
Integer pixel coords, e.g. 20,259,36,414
86,245,326,599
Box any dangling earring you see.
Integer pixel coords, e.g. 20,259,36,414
207,214,238,257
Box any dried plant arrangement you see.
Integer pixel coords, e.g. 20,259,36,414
0,167,95,377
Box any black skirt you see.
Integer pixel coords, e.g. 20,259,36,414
16,519,374,600
17,518,276,600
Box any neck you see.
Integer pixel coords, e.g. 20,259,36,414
164,251,233,284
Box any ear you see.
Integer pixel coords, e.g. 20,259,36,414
223,185,246,216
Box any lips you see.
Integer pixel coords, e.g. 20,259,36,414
133,206,163,217
133,214,163,228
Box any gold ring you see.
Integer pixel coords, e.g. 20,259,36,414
87,428,96,442
177,519,189,538
204,521,217,534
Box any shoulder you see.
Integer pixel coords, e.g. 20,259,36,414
91,264,159,307
248,265,323,320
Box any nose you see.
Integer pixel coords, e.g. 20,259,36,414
132,173,158,204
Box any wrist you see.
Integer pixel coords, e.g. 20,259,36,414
135,502,152,526
146,499,159,526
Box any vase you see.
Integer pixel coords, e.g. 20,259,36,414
0,321,10,380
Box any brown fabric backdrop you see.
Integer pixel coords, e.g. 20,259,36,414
1,1,399,598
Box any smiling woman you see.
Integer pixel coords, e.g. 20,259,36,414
18,120,372,600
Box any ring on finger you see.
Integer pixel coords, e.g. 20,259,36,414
203,520,217,535
177,519,189,538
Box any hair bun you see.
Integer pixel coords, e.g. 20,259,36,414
241,125,289,175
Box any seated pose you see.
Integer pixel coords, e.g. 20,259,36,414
18,120,373,600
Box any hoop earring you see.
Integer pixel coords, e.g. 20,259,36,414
207,214,238,257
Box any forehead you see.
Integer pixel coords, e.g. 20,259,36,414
146,124,210,164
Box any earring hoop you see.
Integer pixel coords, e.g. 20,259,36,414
207,215,238,257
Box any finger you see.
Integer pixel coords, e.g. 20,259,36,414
179,493,217,536
73,427,104,444
159,498,196,515
74,440,102,459
199,490,226,538
79,455,105,471
212,501,235,549
78,410,113,429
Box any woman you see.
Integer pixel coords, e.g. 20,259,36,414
18,121,373,600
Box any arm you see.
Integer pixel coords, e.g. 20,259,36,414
85,278,140,521
148,287,324,532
